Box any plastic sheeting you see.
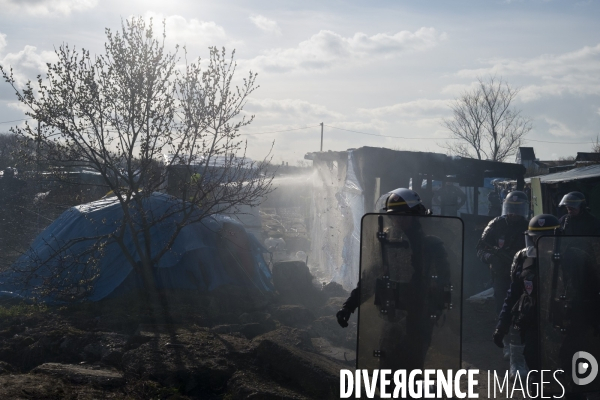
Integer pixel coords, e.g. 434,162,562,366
310,151,364,290
0,193,273,303
335,151,364,289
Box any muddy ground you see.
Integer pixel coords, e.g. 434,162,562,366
0,261,515,400
0,261,355,399
462,297,514,399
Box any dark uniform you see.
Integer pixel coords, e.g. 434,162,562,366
497,237,600,381
477,215,529,314
338,187,432,327
343,232,449,314
558,191,600,236
495,249,539,370
553,246,600,390
487,190,503,217
559,210,600,236
494,213,600,398
434,183,466,217
337,188,454,372
343,220,451,371
493,214,561,382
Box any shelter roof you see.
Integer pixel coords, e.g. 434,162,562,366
576,152,600,162
526,164,600,184
305,147,526,187
535,160,574,168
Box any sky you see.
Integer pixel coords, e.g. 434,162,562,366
0,0,599,165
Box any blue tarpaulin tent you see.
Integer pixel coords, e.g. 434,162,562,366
0,193,273,303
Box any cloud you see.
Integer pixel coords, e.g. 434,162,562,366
354,98,459,135
2,45,54,71
142,12,238,50
440,81,481,97
0,0,97,16
249,27,446,73
7,101,30,114
359,99,449,118
455,43,600,101
245,98,343,120
250,15,281,36
0,33,6,53
0,45,58,88
541,116,578,138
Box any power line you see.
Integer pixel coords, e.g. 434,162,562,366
0,117,594,145
239,125,320,136
0,118,33,125
325,124,595,145
524,138,595,144
0,123,320,136
324,124,453,140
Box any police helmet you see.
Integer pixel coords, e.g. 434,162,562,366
559,191,586,210
525,214,560,257
527,214,560,235
384,188,429,215
501,190,529,218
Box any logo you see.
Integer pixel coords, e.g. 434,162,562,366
498,238,505,248
524,280,533,295
572,351,598,385
538,218,545,227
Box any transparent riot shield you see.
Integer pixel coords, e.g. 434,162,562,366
537,235,600,395
356,213,463,372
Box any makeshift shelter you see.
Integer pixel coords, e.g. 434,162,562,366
526,164,600,218
304,146,526,296
0,193,273,303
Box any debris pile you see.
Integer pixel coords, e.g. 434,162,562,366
0,259,355,399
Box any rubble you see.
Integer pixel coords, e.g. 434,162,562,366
0,259,356,399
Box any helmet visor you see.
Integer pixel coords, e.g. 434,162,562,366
375,193,391,212
559,195,584,209
387,193,421,209
502,199,529,218
525,233,537,258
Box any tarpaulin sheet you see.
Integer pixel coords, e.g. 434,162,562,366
310,151,364,290
0,193,272,302
335,150,364,289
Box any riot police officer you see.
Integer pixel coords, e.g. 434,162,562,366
477,191,530,315
434,181,466,217
337,187,453,373
336,188,431,327
488,186,503,216
492,214,561,377
558,191,600,236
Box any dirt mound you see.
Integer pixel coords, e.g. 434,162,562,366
0,267,354,399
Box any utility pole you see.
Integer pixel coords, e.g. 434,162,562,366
320,122,323,152
36,120,41,174
36,120,41,233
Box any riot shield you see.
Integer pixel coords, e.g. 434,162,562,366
356,213,463,372
537,235,600,395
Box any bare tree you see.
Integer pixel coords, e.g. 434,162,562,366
592,135,600,153
441,76,532,162
0,17,273,301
